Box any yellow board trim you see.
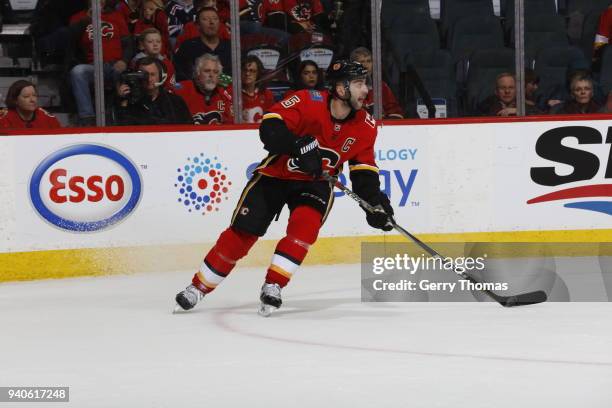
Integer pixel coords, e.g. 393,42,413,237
2,228,612,282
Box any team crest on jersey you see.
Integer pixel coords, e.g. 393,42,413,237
291,2,312,21
309,90,323,102
193,111,222,125
86,22,115,40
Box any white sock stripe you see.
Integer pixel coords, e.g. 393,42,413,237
199,262,226,286
271,254,300,275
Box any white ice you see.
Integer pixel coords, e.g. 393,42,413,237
1,264,611,408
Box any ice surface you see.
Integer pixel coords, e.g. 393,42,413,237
1,264,611,408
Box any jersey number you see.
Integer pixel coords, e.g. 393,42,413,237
281,95,301,108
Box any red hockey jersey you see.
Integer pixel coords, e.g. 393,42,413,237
257,89,378,181
265,0,324,24
0,108,61,129
595,7,612,48
242,87,275,123
69,10,129,63
364,81,404,118
174,80,234,124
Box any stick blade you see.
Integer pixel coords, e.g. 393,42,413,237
499,290,548,307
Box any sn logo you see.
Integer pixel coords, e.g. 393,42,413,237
531,126,612,186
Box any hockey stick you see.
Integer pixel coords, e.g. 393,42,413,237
323,173,547,307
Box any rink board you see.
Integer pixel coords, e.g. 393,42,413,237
1,117,611,281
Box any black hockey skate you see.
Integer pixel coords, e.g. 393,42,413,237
174,284,205,313
258,283,282,317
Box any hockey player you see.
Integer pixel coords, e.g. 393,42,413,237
174,60,394,315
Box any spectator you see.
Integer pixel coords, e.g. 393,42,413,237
0,80,61,129
594,5,612,54
68,0,132,126
166,0,196,41
117,0,141,25
174,7,232,80
174,0,231,52
130,0,171,56
350,47,404,119
114,57,192,125
174,53,234,124
131,28,176,89
239,0,290,47
478,73,517,117
241,55,275,123
293,59,325,91
525,69,543,115
551,75,602,114
264,0,329,34
599,90,612,113
29,0,88,66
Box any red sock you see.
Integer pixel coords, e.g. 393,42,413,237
265,206,322,287
193,227,258,293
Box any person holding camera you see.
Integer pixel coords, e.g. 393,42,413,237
113,56,193,125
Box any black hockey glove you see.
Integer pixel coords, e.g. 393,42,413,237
293,135,322,178
364,192,394,231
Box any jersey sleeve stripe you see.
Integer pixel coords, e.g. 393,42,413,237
349,164,380,173
262,112,283,121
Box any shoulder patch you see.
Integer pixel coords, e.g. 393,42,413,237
0,108,7,119
308,90,323,102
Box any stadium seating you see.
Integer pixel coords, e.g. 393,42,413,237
464,47,515,114
503,0,558,32
533,45,589,106
524,14,569,59
411,49,458,117
381,0,431,33
449,15,504,63
440,0,495,38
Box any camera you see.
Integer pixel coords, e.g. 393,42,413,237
120,70,148,105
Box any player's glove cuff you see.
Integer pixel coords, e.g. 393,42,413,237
363,192,394,231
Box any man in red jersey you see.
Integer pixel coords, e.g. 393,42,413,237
174,60,394,316
68,0,131,125
174,53,234,124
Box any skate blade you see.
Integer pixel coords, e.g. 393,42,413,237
172,304,185,314
258,303,278,317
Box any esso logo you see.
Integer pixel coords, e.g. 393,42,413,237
29,144,142,232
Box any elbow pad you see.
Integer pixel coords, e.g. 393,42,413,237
259,117,299,155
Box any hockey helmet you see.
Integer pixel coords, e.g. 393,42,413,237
326,60,368,97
